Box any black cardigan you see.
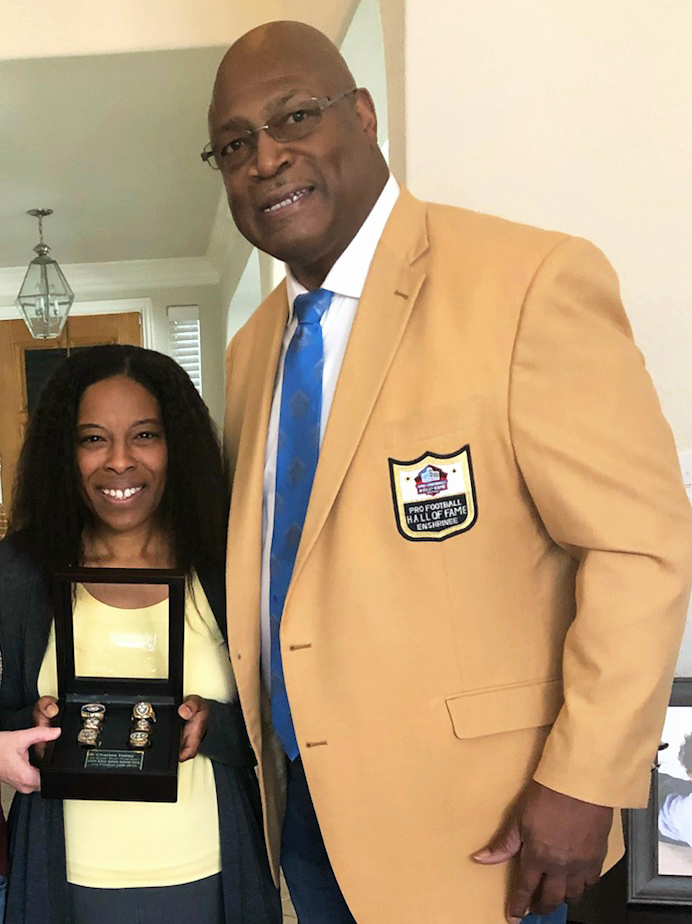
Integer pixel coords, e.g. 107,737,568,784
0,537,280,924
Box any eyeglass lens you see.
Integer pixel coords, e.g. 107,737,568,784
206,100,325,170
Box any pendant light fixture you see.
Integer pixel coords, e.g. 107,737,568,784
16,208,74,339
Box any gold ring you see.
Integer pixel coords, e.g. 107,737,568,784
82,716,103,730
77,727,101,748
131,718,153,732
128,730,151,750
132,702,156,722
81,703,106,719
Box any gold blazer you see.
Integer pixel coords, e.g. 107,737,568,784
224,188,692,923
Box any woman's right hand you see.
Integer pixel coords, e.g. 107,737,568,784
0,727,61,792
32,695,59,759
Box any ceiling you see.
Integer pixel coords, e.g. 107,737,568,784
0,0,386,279
0,46,228,268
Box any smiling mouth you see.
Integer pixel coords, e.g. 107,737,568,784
262,187,313,214
100,486,144,501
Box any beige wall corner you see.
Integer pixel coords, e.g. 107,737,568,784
403,0,692,451
378,0,406,182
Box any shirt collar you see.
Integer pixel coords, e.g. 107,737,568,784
285,174,400,313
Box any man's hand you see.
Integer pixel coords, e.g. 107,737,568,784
0,727,61,792
473,780,613,923
33,695,59,727
178,694,209,762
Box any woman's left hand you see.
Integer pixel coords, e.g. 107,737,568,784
178,695,210,761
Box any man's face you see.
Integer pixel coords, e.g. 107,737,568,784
209,57,383,286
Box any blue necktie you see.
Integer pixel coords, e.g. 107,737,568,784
270,288,333,759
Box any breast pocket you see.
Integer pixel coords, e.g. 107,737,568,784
386,398,482,543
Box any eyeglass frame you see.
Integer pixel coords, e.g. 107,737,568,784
200,86,358,170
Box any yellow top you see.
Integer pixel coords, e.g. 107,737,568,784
38,573,236,888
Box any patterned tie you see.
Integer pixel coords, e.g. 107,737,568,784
270,288,333,759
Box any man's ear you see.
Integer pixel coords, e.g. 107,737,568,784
352,87,379,143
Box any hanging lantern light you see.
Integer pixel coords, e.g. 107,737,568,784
16,208,74,339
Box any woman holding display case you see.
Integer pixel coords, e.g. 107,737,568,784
0,345,281,924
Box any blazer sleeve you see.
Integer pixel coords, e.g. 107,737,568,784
508,236,692,808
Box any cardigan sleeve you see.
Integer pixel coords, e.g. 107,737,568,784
200,699,256,767
0,539,51,733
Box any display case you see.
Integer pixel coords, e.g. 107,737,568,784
40,567,185,802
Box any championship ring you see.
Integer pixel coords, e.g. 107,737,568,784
132,702,156,722
82,716,103,730
77,726,101,748
128,730,151,750
131,718,153,732
81,703,106,720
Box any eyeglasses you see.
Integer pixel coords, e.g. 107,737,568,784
201,87,357,172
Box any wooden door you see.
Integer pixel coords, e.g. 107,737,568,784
0,312,142,519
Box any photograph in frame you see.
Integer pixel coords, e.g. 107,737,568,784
628,679,692,904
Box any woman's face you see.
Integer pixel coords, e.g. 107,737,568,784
76,375,168,536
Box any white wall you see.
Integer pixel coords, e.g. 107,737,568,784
399,0,692,669
404,0,692,451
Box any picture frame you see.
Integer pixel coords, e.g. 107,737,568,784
628,678,692,904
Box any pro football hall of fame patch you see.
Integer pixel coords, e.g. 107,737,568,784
388,446,478,542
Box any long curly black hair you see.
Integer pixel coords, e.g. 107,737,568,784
9,344,228,575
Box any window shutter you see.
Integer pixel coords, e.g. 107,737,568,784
167,305,202,395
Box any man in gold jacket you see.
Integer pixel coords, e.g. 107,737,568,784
209,20,692,924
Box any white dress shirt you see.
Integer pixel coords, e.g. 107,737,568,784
259,174,400,692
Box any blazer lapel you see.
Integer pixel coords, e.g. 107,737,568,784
289,189,430,591
226,285,288,732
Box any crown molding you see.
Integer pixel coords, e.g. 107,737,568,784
0,255,219,302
